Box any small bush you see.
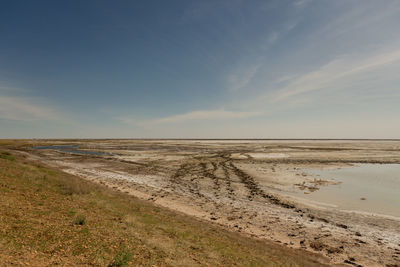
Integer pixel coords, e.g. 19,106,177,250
108,250,133,267
0,151,15,161
57,175,92,195
74,214,86,225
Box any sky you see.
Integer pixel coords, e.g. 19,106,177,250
1,0,400,139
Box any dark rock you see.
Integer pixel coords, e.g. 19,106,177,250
337,223,348,229
310,240,325,251
327,246,342,254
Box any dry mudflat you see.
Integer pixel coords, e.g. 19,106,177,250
16,139,400,266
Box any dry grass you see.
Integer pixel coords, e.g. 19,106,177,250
0,148,329,266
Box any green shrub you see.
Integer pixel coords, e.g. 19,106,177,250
74,214,86,225
108,250,133,267
0,151,15,161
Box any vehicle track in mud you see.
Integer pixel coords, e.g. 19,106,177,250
170,155,238,202
168,154,295,210
169,162,206,198
219,162,236,199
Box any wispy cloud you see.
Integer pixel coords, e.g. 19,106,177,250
118,109,260,126
293,0,313,8
273,49,400,102
0,85,26,93
227,64,260,91
114,116,137,125
154,109,260,124
154,109,259,123
0,95,63,121
267,32,278,44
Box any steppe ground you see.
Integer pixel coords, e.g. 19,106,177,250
2,139,400,266
0,144,327,267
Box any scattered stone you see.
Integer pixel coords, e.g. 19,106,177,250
356,239,367,244
317,217,329,223
327,246,342,254
344,258,362,266
310,240,325,251
337,223,348,229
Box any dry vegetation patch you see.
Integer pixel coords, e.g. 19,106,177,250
0,148,328,266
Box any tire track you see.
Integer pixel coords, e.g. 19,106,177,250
171,162,205,198
219,161,235,198
227,161,295,208
170,155,295,209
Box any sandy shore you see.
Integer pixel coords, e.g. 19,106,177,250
19,140,400,266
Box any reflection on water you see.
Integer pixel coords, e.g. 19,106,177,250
295,164,400,218
34,145,113,156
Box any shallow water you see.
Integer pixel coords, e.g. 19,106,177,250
34,145,113,156
293,164,400,218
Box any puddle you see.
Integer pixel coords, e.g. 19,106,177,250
34,145,113,156
292,164,400,218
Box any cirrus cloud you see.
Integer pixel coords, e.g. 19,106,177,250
117,109,260,126
0,95,63,122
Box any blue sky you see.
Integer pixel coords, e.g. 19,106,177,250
1,0,400,138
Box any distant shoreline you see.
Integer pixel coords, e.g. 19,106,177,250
2,138,400,141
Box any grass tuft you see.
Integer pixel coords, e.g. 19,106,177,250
74,214,86,225
108,250,133,267
0,151,15,161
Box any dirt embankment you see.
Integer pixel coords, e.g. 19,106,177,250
0,149,331,266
